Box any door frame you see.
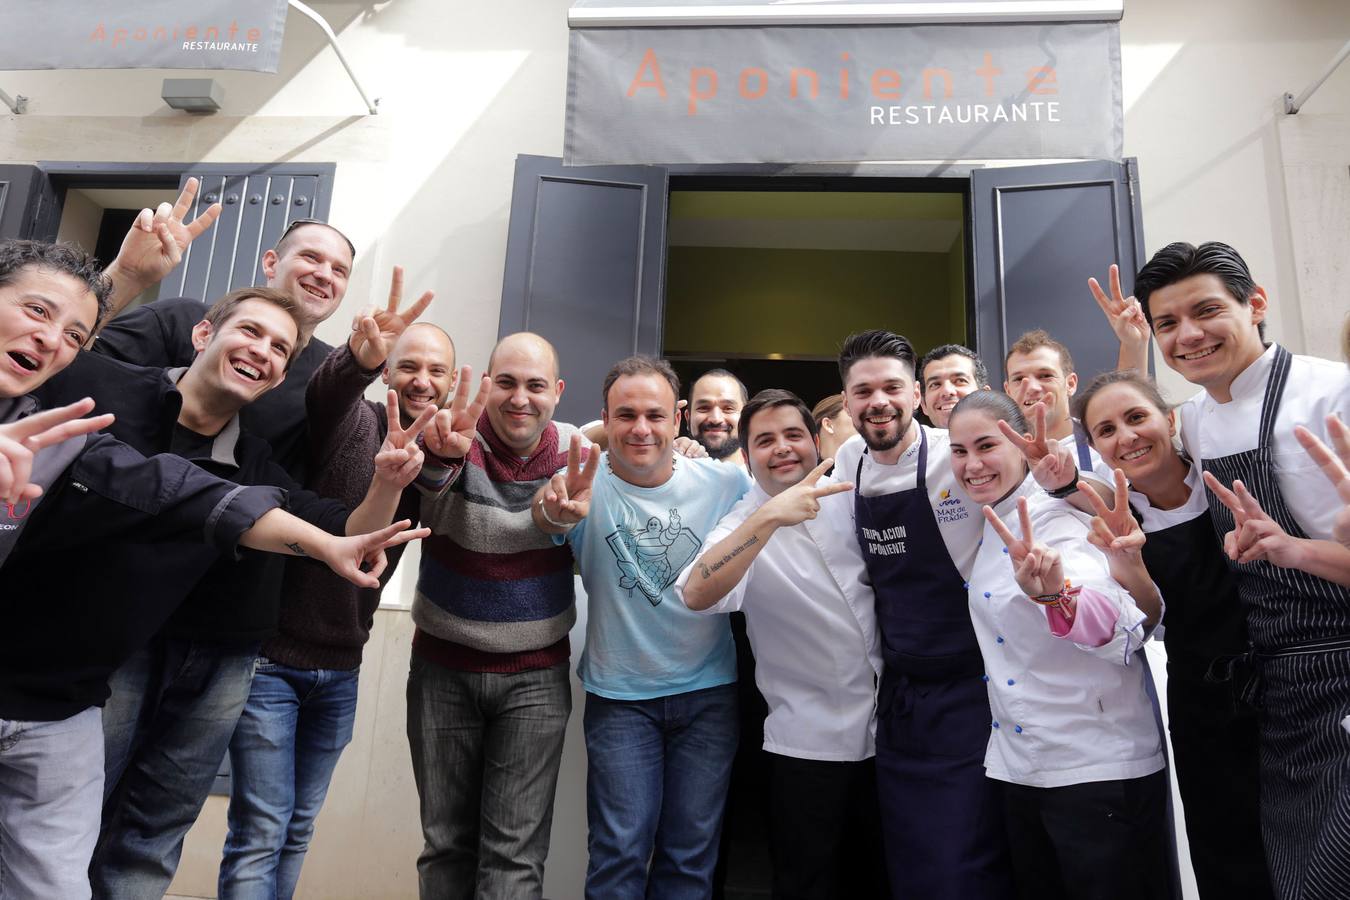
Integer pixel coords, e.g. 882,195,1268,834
665,171,978,354
20,161,338,242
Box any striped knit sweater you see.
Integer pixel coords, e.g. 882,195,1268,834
412,412,583,658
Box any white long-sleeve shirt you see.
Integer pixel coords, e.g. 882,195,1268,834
1177,343,1350,542
968,479,1164,788
675,480,882,762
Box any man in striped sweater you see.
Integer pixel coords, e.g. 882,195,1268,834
407,331,585,900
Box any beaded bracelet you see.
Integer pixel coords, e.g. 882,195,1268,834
1028,581,1083,607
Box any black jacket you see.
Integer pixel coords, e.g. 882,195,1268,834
0,410,285,721
35,354,350,644
92,296,334,481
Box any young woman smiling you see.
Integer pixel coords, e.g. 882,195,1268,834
1074,370,1273,900
947,391,1170,900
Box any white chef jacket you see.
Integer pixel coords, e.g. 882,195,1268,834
1177,344,1350,542
675,479,882,762
968,478,1164,788
833,427,983,580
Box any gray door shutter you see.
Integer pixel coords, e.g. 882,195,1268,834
159,164,336,301
0,165,60,241
500,154,669,426
970,159,1146,384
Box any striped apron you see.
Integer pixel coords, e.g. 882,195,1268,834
1201,345,1350,900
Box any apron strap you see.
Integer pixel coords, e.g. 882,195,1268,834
1257,345,1293,450
914,425,929,491
1072,419,1094,471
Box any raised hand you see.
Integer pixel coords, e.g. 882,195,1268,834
762,459,853,527
348,265,436,370
1296,415,1350,549
316,519,430,588
1089,264,1150,359
998,402,1076,491
674,436,709,459
424,366,490,460
0,398,114,504
984,497,1069,607
1203,471,1303,566
108,178,222,298
541,434,600,526
373,390,435,489
1077,469,1145,560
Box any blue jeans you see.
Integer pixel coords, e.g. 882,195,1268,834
218,658,359,900
583,683,739,900
0,708,104,900
406,656,572,900
91,638,259,900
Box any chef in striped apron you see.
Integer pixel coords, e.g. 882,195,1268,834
1135,240,1350,899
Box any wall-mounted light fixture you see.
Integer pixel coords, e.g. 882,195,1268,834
161,78,223,114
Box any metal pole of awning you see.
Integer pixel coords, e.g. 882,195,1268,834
288,0,379,115
1284,36,1350,114
0,87,27,115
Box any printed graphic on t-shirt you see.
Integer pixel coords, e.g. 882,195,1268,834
605,507,702,606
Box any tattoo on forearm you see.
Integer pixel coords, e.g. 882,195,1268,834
699,536,759,579
285,541,307,557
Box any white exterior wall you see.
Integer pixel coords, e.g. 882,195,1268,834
3,2,1348,897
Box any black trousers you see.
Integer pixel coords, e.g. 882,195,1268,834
767,753,889,900
1002,770,1172,900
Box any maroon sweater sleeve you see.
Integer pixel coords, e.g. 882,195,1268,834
264,343,402,670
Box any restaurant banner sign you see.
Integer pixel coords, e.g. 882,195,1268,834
0,0,289,72
566,22,1122,165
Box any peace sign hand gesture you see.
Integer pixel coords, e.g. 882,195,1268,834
424,366,490,461
372,390,436,489
1203,471,1303,567
997,402,1077,491
984,497,1070,609
349,265,436,371
1077,469,1145,561
107,178,223,303
1089,264,1150,352
317,519,431,589
762,459,854,527
1296,415,1350,549
0,398,114,505
540,435,600,527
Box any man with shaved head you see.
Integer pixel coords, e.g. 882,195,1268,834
407,330,585,900
217,296,449,896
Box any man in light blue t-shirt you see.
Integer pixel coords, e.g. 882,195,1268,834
533,355,750,900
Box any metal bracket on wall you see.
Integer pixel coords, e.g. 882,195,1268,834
0,87,27,115
1284,36,1350,114
288,0,380,115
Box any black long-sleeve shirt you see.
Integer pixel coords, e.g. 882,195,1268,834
93,296,333,480
35,354,350,644
0,423,285,721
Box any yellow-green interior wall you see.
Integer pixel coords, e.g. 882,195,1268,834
664,244,967,358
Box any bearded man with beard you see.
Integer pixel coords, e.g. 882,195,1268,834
831,330,1015,900
688,369,748,469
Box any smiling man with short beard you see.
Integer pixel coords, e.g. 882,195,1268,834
831,329,1014,900
688,368,748,467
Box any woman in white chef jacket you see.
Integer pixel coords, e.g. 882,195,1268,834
946,390,1171,900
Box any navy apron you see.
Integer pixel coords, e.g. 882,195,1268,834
854,428,1014,900
1201,346,1350,900
1141,508,1273,899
